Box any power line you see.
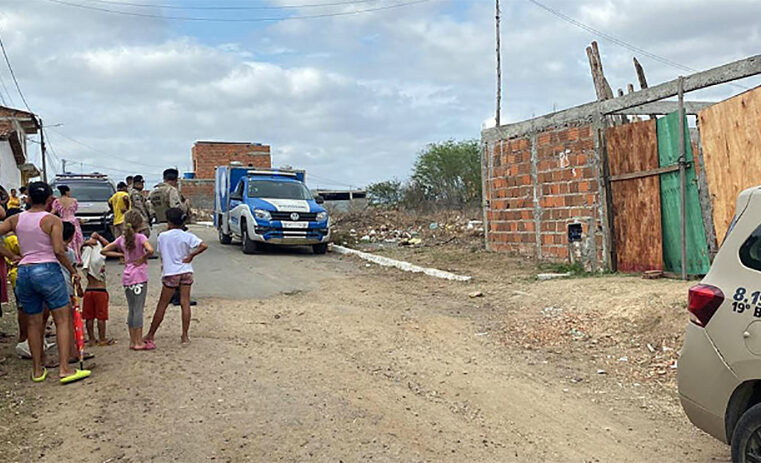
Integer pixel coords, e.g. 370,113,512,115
526,0,749,90
0,29,32,112
82,0,382,10
46,127,168,170
42,0,432,22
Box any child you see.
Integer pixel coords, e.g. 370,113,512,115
101,210,154,350
80,231,113,346
144,208,207,346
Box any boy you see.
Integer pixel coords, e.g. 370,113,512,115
108,182,131,238
144,208,207,346
81,232,114,346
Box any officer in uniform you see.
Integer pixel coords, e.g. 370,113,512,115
129,175,154,238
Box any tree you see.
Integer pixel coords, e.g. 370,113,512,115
411,139,481,207
367,179,404,206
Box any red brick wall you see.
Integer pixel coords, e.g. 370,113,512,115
192,142,271,179
179,179,214,211
485,123,605,269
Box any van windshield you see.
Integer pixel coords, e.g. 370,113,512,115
60,183,115,202
247,179,312,200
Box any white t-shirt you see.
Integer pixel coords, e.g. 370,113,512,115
157,228,203,277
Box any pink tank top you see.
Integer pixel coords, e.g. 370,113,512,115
17,211,58,265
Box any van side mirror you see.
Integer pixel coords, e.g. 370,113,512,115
314,195,325,204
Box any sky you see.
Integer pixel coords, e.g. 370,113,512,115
0,0,760,189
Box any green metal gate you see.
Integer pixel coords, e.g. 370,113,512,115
657,112,711,275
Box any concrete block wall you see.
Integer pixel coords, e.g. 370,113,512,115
484,123,605,269
192,141,271,179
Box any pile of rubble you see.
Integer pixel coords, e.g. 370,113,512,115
330,208,484,248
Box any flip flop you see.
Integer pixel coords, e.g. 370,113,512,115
143,340,156,350
98,339,117,346
60,369,91,384
32,368,48,383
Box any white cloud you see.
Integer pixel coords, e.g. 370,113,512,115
0,0,759,189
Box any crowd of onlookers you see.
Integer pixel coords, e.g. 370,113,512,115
0,169,205,383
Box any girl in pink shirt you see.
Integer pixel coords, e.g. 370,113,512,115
101,210,154,350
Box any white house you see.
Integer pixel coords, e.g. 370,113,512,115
0,106,39,191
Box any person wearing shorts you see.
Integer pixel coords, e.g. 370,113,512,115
101,210,154,350
0,182,90,383
143,207,207,346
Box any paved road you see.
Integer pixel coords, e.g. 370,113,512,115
139,224,353,300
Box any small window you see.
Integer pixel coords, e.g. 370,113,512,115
739,224,761,272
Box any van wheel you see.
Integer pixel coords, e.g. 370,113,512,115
731,403,761,462
219,228,232,245
313,243,328,255
240,221,259,254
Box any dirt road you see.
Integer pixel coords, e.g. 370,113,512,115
0,227,727,462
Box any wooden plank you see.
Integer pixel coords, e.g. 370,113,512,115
657,112,711,275
482,53,761,143
698,85,761,242
609,164,679,182
605,119,663,272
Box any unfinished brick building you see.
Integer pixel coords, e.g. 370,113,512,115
181,141,272,210
191,141,271,179
481,52,761,274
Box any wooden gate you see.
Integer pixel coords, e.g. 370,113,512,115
606,119,663,272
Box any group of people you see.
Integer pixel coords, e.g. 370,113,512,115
0,168,207,383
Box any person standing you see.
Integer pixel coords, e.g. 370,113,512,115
108,182,131,238
18,186,28,210
149,168,193,306
52,185,84,264
126,176,134,191
0,182,90,383
6,189,21,215
148,168,187,228
129,175,153,238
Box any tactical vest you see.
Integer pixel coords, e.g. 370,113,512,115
148,184,172,223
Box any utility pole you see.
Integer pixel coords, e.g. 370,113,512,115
62,158,66,174
40,118,47,183
495,0,501,127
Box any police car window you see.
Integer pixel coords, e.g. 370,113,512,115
233,181,244,198
739,224,761,272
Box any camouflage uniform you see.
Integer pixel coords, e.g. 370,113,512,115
148,182,185,224
129,188,153,238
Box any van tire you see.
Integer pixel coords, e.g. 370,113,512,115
219,228,232,245
241,221,259,254
313,243,328,255
731,403,761,462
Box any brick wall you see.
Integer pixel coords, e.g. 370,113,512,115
179,179,214,211
484,123,605,270
192,141,271,179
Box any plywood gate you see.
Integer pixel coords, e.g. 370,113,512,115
699,85,761,243
606,119,663,272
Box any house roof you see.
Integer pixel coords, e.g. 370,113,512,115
0,105,38,135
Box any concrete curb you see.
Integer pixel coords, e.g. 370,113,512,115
331,245,472,282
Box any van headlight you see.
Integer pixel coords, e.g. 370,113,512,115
316,211,328,222
254,209,271,221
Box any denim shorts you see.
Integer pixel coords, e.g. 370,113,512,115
16,263,70,315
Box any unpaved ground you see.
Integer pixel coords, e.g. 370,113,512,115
0,233,728,462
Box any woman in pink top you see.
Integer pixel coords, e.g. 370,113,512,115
101,210,154,350
52,185,83,264
0,182,89,383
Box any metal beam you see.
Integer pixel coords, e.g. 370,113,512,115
612,101,715,115
482,53,761,142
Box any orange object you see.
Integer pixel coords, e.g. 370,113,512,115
71,291,85,370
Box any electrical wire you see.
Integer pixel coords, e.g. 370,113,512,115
46,127,169,170
43,0,432,22
526,0,750,90
0,29,32,112
81,0,382,11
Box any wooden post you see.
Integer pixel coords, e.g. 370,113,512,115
495,0,501,127
633,57,656,120
617,88,627,124
678,76,687,280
